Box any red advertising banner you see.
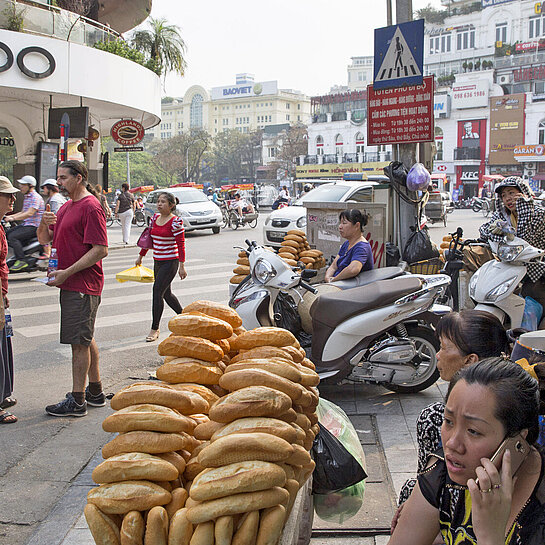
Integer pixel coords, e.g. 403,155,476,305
367,76,434,145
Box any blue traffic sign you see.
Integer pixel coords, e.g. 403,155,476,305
373,19,424,90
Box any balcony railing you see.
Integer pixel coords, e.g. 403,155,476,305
0,0,121,47
454,147,481,160
495,51,545,68
303,155,318,164
343,153,358,163
331,111,347,122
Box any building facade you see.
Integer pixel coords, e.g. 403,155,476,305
149,74,311,140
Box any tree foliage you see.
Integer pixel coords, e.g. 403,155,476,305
415,4,449,24
130,17,187,78
272,125,308,180
211,130,262,183
56,0,96,17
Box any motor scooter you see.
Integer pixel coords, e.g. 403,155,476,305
4,221,47,274
229,240,451,393
469,233,545,328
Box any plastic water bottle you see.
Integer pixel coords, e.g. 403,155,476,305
48,248,58,277
5,308,13,337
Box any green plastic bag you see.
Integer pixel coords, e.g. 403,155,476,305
313,398,366,523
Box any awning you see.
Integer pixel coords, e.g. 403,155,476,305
129,185,154,193
482,175,504,182
431,173,447,180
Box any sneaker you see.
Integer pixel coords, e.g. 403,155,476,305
11,259,29,271
45,393,87,417
85,386,106,407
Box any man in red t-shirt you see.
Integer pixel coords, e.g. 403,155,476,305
37,161,108,417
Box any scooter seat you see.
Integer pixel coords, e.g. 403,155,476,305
330,266,404,290
310,276,422,329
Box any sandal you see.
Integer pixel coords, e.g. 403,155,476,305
0,410,17,424
0,397,17,409
146,330,160,342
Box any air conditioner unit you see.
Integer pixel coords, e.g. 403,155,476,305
527,169,536,176
526,162,536,169
498,74,512,85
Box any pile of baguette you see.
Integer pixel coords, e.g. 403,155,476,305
277,230,326,270
230,252,250,285
85,300,320,545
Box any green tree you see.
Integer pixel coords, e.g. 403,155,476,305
272,125,308,181
414,4,449,24
130,17,187,78
211,130,256,183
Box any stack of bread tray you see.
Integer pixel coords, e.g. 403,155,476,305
230,247,276,285
277,230,327,270
85,300,319,545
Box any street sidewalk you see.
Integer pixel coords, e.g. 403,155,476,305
26,379,448,545
105,223,142,250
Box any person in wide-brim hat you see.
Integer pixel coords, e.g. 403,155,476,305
0,176,19,424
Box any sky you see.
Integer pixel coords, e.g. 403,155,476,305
147,0,442,99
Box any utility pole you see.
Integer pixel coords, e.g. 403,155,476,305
126,151,131,189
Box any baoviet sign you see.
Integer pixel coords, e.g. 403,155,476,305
514,145,545,156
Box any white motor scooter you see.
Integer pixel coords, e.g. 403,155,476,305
469,235,545,327
230,240,451,393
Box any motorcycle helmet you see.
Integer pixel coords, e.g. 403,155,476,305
304,184,312,193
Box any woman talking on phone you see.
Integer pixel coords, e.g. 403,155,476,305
389,358,545,545
135,192,186,342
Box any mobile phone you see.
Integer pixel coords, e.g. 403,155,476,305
475,434,530,486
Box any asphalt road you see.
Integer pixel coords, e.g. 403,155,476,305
0,208,486,545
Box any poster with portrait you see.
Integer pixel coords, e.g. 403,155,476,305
459,120,481,148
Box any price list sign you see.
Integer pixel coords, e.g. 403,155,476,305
367,76,434,145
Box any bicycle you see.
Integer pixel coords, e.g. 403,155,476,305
106,216,120,228
133,209,146,227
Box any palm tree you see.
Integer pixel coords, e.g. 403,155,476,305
131,17,187,77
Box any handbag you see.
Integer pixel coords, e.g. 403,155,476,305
137,227,153,249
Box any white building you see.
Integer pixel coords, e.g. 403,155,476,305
347,56,374,90
148,74,311,140
0,0,160,186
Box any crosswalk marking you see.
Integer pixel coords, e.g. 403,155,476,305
12,282,229,317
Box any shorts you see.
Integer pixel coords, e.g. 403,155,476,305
59,289,101,346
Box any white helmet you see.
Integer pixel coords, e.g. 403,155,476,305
18,175,37,187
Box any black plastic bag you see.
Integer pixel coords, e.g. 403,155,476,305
402,228,439,264
384,161,409,187
312,423,367,494
386,242,401,267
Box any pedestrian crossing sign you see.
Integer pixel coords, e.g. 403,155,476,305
373,19,424,90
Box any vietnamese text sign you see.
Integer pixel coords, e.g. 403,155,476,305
489,94,525,165
367,76,434,145
452,80,489,109
295,161,389,179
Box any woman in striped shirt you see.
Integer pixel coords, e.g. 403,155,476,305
135,192,187,342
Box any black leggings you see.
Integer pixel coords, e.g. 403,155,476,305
152,259,182,330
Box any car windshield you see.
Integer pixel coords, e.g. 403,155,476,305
172,189,210,204
294,185,350,205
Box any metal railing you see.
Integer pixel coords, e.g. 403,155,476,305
0,0,121,47
331,111,347,122
495,51,545,68
454,147,481,160
303,155,318,164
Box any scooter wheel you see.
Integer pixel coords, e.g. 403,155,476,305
383,325,440,394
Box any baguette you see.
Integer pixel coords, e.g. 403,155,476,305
209,386,292,423
193,420,225,441
214,516,234,545
197,433,293,467
186,487,289,524
156,451,186,476
189,521,214,545
84,503,121,545
156,360,222,386
87,481,171,515
231,511,259,545
158,336,224,362
231,346,292,363
256,505,286,545
232,265,250,275
102,431,189,458
92,452,179,484
121,510,145,545
165,487,188,520
287,229,305,237
168,314,233,340
219,369,304,402
168,383,219,407
210,417,297,444
168,508,193,545
279,345,304,363
103,404,196,434
144,506,168,545
182,301,242,328
224,361,302,383
111,383,209,414
230,328,297,350
190,461,286,501
230,275,246,285
285,444,312,467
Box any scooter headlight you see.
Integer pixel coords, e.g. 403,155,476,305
469,268,480,298
253,259,276,284
296,216,307,228
497,244,524,262
485,275,518,302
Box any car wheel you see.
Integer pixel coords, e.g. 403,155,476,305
212,226,220,234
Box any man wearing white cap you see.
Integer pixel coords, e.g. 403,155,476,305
6,175,45,271
41,178,66,214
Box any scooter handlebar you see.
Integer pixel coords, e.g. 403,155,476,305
300,281,318,295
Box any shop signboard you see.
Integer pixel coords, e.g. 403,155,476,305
367,75,434,145
488,94,525,165
514,144,545,156
111,119,145,146
295,161,390,179
482,0,515,6
452,80,489,109
434,94,451,118
210,81,278,100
